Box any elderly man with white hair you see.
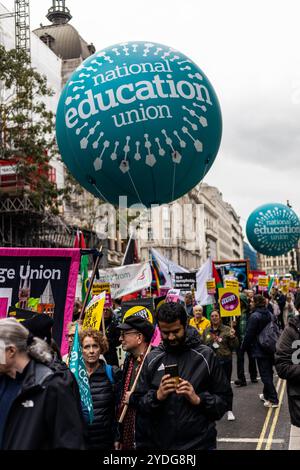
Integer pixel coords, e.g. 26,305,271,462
0,318,85,450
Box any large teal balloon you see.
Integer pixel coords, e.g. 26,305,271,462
246,203,300,256
56,41,222,207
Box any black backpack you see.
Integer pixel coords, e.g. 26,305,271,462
258,314,280,354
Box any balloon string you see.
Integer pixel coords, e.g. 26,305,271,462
92,183,129,232
91,183,111,206
171,162,176,202
128,170,144,206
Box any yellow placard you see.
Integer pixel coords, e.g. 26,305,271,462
83,292,106,331
92,282,111,297
290,281,297,290
224,279,239,290
258,276,269,287
218,287,241,318
206,279,216,295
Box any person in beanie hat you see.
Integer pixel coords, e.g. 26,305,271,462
22,314,54,345
115,316,155,450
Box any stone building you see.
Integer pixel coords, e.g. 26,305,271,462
136,182,244,270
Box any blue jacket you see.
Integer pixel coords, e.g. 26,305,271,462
242,307,272,358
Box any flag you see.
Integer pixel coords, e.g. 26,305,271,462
151,255,162,295
195,258,213,305
74,231,90,303
150,248,188,288
151,325,162,347
122,235,139,266
195,259,223,319
69,324,94,424
212,261,223,291
268,276,274,293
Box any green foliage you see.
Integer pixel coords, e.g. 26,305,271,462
0,45,68,213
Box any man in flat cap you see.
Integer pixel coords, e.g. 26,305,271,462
115,316,155,450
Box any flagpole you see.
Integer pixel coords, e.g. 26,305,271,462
122,233,133,266
118,342,152,424
79,246,103,322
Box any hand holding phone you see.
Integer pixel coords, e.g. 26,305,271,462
164,364,179,385
156,364,179,401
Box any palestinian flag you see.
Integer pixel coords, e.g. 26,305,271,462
206,261,223,320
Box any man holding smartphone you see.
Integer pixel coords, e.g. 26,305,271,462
131,302,232,450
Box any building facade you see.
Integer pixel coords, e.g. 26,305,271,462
0,0,125,265
136,182,244,270
257,241,300,276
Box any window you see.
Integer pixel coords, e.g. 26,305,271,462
164,227,171,239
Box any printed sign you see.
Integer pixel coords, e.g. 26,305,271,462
166,289,181,303
214,260,249,290
206,278,216,295
92,282,112,307
224,278,239,290
122,306,153,324
121,297,154,323
97,262,152,299
83,291,106,330
258,276,269,292
219,287,241,318
174,273,197,294
0,248,80,356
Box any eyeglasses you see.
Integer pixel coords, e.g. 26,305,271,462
119,330,140,338
65,334,75,340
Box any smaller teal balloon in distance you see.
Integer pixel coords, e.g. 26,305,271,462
56,41,222,207
246,203,300,256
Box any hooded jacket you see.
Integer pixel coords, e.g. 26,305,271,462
131,327,231,450
275,315,300,426
241,307,272,358
0,359,85,450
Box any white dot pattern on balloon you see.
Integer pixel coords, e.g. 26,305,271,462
64,42,215,173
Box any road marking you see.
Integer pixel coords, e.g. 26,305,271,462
218,438,284,443
264,380,286,450
256,378,282,450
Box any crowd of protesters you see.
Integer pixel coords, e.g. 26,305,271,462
0,284,300,450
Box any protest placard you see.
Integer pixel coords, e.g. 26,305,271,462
83,291,106,330
219,287,241,318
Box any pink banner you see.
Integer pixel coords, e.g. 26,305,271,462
0,298,8,318
151,326,162,347
0,248,80,356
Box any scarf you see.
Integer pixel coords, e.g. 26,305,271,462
119,356,136,450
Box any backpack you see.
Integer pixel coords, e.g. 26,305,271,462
258,314,280,354
105,364,115,385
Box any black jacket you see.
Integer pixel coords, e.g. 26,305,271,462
131,327,231,450
104,314,121,366
0,360,85,450
87,361,122,450
241,307,272,358
275,316,300,426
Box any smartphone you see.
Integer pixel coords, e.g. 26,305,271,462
164,364,179,385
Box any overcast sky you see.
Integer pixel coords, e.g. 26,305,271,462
3,0,300,237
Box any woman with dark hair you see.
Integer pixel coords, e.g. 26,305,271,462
203,310,238,421
0,318,85,450
241,295,279,408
